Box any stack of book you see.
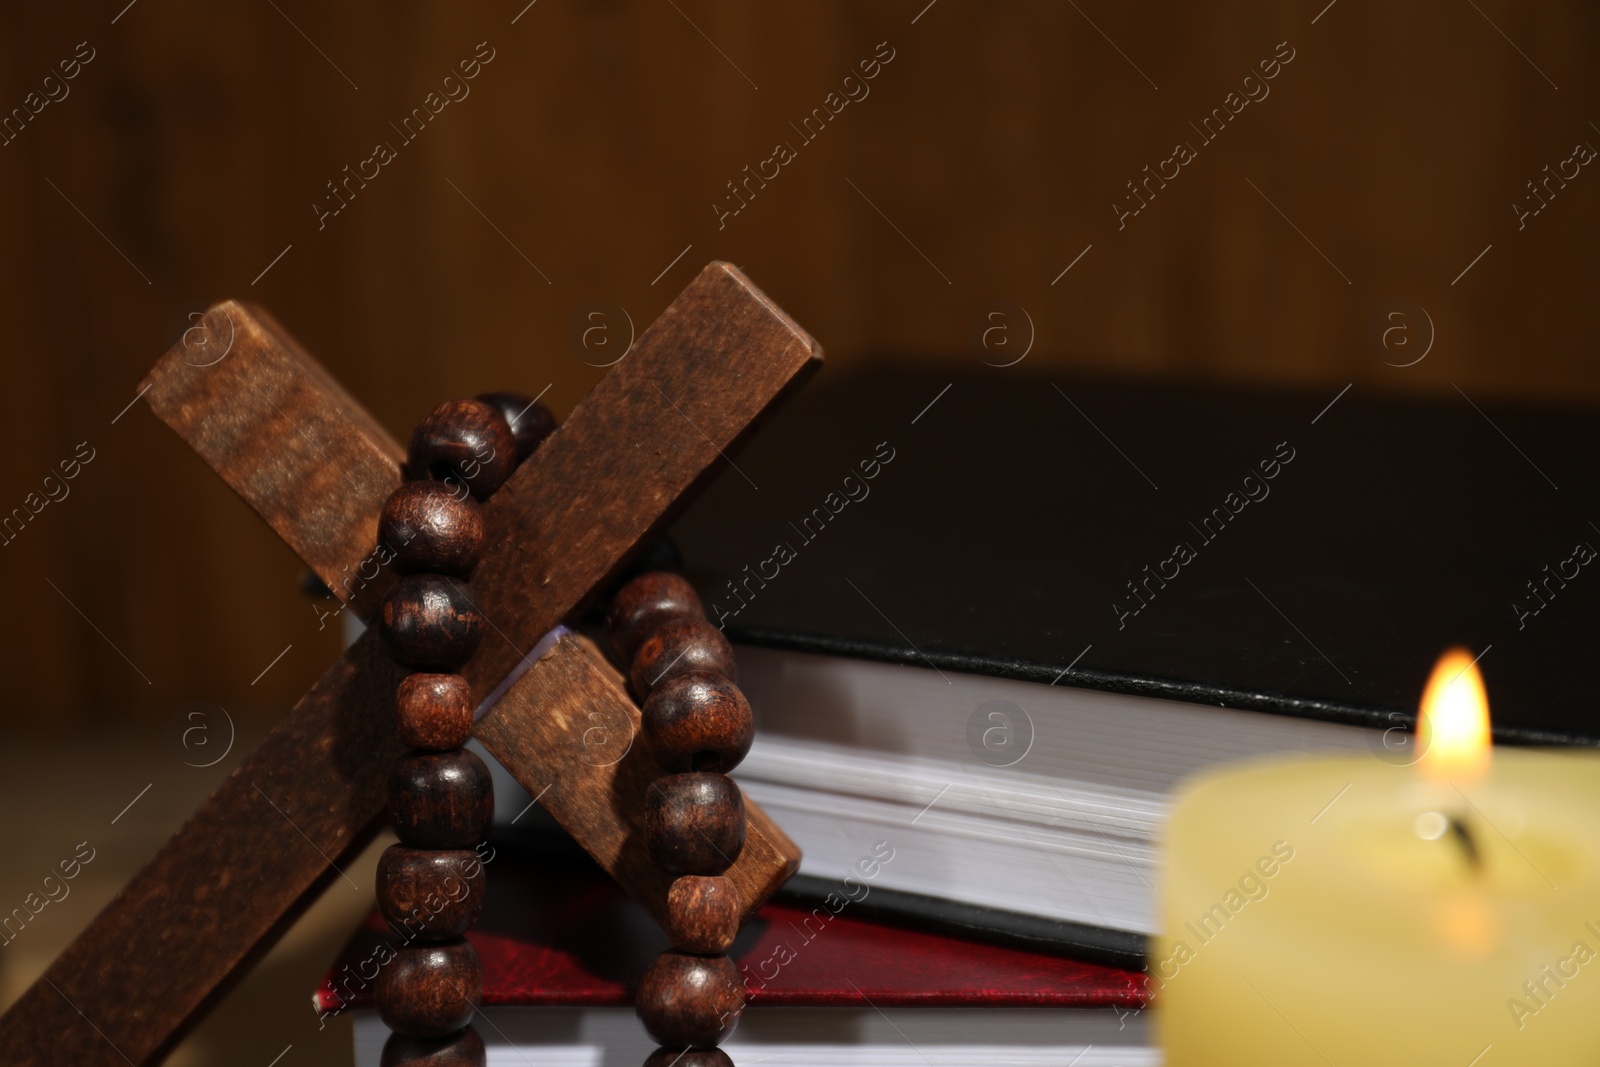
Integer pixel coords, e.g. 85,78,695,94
316,841,1153,1065
665,364,1596,959
329,367,1599,1060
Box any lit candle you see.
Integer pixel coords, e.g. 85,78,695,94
1158,650,1600,1064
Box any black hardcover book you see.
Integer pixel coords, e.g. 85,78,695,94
652,363,1599,965
673,362,1599,743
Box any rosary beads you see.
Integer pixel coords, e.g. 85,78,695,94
370,391,758,1066
373,393,552,1066
609,573,757,1067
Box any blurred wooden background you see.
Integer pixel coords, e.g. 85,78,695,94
2,0,1597,725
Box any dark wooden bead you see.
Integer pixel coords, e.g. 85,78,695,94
390,750,494,848
665,875,741,954
608,571,705,664
636,951,744,1048
643,1050,733,1067
396,674,475,751
381,1026,486,1067
376,940,482,1039
379,575,484,672
642,673,754,773
377,846,486,941
380,482,485,579
476,391,557,463
407,398,517,501
645,773,746,875
630,619,735,701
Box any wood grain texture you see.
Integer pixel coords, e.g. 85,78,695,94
6,3,1600,730
375,940,482,1038
388,748,494,849
635,950,745,1048
378,574,485,673
640,672,755,774
0,630,406,1066
396,673,475,750
0,262,812,1066
460,260,822,694
664,875,741,954
380,482,486,579
405,398,517,500
629,618,737,701
376,845,487,941
474,632,801,928
607,571,707,664
141,301,406,618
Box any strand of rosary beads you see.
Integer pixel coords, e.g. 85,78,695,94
608,573,756,1067
373,392,555,1067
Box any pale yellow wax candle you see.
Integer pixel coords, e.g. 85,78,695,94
1158,652,1600,1065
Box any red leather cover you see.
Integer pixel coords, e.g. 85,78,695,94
315,846,1147,1014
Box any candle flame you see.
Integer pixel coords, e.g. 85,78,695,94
1418,648,1491,782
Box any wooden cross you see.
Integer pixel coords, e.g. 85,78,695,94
0,262,818,1066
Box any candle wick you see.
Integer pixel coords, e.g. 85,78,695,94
1448,813,1482,872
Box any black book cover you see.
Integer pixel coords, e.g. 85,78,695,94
669,363,1600,746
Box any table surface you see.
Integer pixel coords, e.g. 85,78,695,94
0,729,381,1067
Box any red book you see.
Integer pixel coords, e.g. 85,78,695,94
317,844,1152,1065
